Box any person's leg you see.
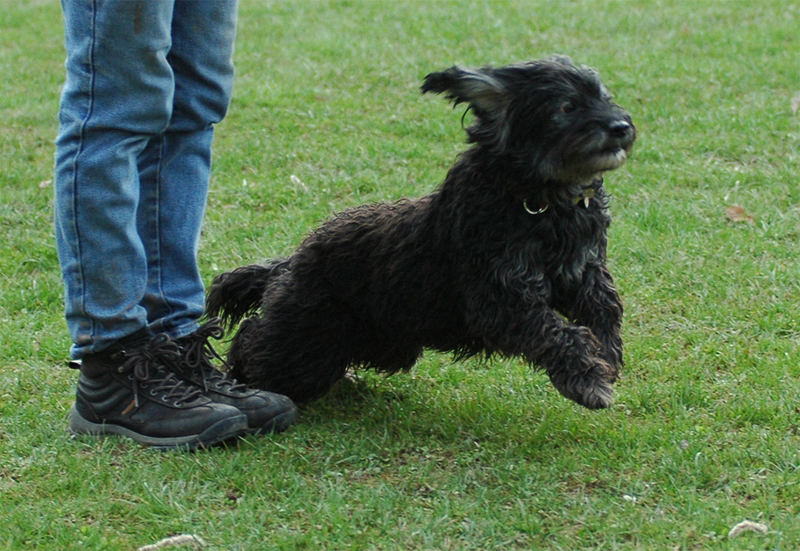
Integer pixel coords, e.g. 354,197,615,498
55,0,176,358
137,0,239,339
56,0,248,447
133,1,298,433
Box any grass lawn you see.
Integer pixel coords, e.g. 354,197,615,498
1,0,799,549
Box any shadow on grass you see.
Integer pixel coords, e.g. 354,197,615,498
287,365,602,460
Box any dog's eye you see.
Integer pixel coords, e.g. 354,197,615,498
561,102,575,114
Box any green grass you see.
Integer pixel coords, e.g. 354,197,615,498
2,0,799,549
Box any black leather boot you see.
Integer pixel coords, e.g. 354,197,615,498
68,332,247,450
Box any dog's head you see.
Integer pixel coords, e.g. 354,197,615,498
422,56,635,185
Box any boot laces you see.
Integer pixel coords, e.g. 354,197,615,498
181,318,248,393
118,334,202,408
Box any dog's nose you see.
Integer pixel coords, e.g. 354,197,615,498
609,120,633,140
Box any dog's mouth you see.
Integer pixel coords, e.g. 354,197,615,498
592,147,629,171
555,146,631,183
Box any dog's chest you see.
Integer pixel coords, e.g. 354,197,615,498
519,206,607,285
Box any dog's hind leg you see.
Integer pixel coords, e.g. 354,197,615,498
227,309,353,403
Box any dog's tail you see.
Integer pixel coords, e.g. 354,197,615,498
206,259,289,328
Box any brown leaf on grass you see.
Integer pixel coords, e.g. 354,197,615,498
725,205,754,224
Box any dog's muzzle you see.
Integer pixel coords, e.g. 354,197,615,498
595,118,635,171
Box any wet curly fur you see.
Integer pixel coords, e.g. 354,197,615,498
207,55,636,410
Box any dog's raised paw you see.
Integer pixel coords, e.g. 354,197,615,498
549,367,615,409
578,379,615,410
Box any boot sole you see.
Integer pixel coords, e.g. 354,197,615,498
248,406,299,435
69,406,248,451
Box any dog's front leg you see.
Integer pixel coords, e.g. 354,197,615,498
522,305,617,409
468,294,616,409
559,263,624,376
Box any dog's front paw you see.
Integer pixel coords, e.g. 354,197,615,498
575,375,615,410
549,359,616,410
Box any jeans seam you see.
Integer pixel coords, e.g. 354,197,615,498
69,0,100,345
152,135,176,322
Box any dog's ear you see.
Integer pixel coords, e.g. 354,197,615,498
549,54,575,68
421,66,507,116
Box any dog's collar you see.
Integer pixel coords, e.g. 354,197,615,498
523,200,549,215
523,178,602,216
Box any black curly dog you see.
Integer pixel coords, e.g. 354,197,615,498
207,56,636,410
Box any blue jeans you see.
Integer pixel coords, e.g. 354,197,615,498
54,0,238,358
